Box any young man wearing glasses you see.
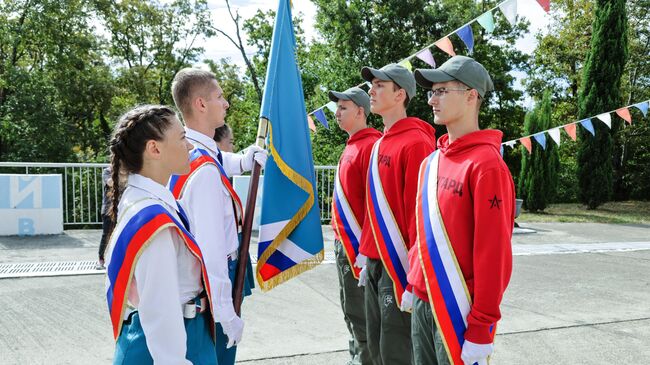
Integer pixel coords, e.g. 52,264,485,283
408,56,515,365
358,63,436,365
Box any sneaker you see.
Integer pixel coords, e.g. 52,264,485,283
95,260,105,270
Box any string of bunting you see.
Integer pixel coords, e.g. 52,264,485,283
500,100,650,155
306,0,551,131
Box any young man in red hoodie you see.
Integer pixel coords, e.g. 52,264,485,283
358,63,437,365
329,86,382,365
408,56,515,365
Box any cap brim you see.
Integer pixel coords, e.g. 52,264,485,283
414,69,456,88
361,67,391,83
328,91,351,103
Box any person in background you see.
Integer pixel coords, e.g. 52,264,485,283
97,166,111,270
214,123,235,153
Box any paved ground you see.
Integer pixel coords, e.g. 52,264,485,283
1,222,649,364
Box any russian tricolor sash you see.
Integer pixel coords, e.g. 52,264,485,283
416,151,492,365
366,138,410,306
106,200,214,340
332,166,362,278
169,148,243,229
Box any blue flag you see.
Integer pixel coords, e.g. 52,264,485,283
313,108,329,129
533,132,547,150
456,24,474,53
579,119,596,136
257,0,324,291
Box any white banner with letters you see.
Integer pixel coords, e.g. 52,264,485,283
0,174,63,236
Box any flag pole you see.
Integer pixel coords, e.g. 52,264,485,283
234,117,269,315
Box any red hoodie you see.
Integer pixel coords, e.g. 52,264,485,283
359,117,437,259
332,127,382,241
406,129,515,344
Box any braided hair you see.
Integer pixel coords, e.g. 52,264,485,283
106,105,177,239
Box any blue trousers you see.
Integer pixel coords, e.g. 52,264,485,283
215,254,254,365
113,309,217,365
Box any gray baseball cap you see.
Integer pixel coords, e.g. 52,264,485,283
414,56,494,98
361,63,416,100
328,87,371,117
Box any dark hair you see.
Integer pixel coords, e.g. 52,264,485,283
106,105,177,238
213,123,232,143
392,83,410,108
171,68,217,118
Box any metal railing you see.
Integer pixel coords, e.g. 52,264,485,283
0,162,337,226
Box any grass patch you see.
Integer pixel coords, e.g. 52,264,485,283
519,201,650,224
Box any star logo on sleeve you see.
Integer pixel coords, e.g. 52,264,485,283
488,194,502,209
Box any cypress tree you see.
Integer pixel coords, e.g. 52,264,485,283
518,91,559,212
576,0,628,209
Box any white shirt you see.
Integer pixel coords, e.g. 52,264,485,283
177,127,244,322
105,174,202,365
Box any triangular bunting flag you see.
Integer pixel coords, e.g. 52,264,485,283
313,108,329,129
596,113,612,128
434,37,456,56
325,101,337,113
499,0,518,26
500,145,504,156
579,119,595,136
615,107,632,124
306,114,316,132
520,137,532,154
476,11,496,33
548,128,561,146
536,0,550,12
399,59,413,71
564,123,577,141
456,24,475,53
505,140,517,148
633,101,648,117
533,132,547,150
416,49,436,68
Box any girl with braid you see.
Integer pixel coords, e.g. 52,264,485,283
103,105,218,365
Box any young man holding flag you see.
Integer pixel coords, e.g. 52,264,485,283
359,63,437,364
329,86,381,365
168,68,267,365
408,56,514,365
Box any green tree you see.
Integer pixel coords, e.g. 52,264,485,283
576,0,628,209
0,0,111,161
518,91,559,211
93,0,214,106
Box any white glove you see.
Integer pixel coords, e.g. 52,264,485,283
221,315,245,348
240,145,268,172
354,254,367,268
400,290,414,312
461,340,493,365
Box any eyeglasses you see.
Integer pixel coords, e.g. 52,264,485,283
427,87,471,99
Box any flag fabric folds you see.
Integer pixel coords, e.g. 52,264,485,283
257,0,324,291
